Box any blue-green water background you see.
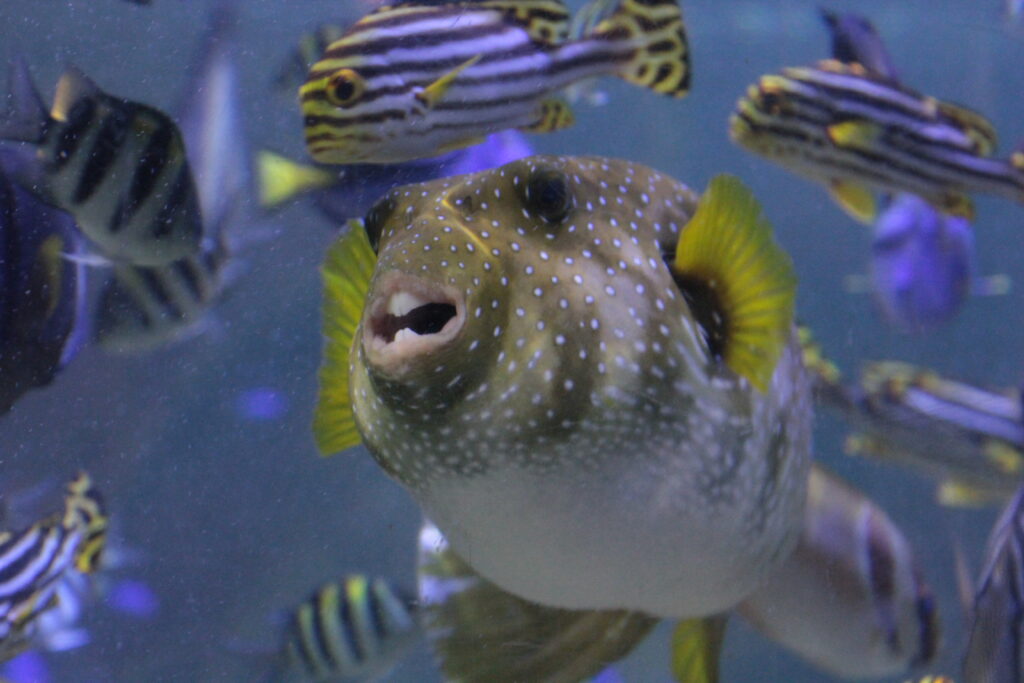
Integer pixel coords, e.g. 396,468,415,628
0,0,1022,680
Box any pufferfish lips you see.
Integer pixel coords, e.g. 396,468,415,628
363,270,464,373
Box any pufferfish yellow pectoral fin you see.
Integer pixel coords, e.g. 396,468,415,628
670,615,728,683
313,219,377,456
672,174,797,393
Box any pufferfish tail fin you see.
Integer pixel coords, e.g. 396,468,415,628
416,520,658,683
672,174,797,393
313,220,377,456
582,0,690,97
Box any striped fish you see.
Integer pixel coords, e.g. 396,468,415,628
300,0,690,164
0,473,106,663
93,245,228,353
0,58,203,266
730,59,1024,223
282,574,419,682
820,359,1024,506
963,484,1024,681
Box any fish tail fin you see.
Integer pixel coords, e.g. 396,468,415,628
1,54,48,143
672,174,797,392
257,149,336,209
313,220,377,455
585,0,690,97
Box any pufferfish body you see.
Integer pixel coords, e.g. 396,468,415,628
315,156,812,619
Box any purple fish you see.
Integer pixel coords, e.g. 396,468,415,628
1,651,51,683
233,387,289,422
106,579,160,620
865,193,1005,333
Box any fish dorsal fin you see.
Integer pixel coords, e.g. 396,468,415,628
670,615,727,683
313,220,377,455
671,174,797,392
936,100,998,156
256,150,336,208
478,0,570,43
828,179,878,223
415,54,482,110
51,66,101,122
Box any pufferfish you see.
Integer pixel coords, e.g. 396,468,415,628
313,156,811,621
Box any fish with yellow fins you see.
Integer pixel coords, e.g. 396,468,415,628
730,58,1024,223
416,464,938,682
314,155,811,628
300,0,690,164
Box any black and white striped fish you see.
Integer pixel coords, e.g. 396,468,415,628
730,59,1024,223
0,473,107,664
300,0,690,164
282,574,419,682
0,58,203,266
963,484,1024,681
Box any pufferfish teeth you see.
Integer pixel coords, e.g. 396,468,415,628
388,291,429,317
394,328,422,343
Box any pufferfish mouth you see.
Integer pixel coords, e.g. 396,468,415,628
363,272,464,371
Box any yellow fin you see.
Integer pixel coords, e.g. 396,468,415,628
257,150,336,208
521,98,574,133
827,119,883,149
937,101,998,156
51,67,101,122
796,324,841,386
670,616,727,683
829,179,878,223
983,440,1024,475
935,479,1003,508
1012,149,1024,170
672,174,797,392
480,0,570,42
415,55,482,110
313,220,377,455
590,0,690,96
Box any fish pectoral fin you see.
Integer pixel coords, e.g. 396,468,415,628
51,66,102,122
828,179,878,223
670,615,728,683
313,220,377,456
416,521,658,683
521,98,575,133
256,149,336,209
414,54,482,110
60,249,113,268
826,119,882,149
671,174,797,393
589,0,690,96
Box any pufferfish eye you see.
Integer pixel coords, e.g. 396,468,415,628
522,168,574,224
364,195,396,253
326,69,365,108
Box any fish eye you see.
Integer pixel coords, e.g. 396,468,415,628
364,196,396,252
522,168,573,224
326,69,365,108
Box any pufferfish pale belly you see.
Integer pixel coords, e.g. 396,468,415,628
315,156,813,619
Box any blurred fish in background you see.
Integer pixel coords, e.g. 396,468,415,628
0,473,107,664
277,574,420,682
846,193,1009,333
819,11,1009,332
0,59,203,266
962,484,1024,682
258,130,533,226
0,148,87,415
274,23,346,96
93,4,253,353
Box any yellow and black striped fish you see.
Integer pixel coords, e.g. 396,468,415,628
282,574,419,682
1,58,203,266
300,0,690,164
93,243,229,353
0,472,106,663
730,59,1024,223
